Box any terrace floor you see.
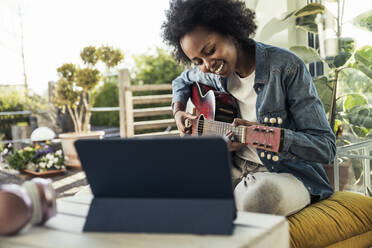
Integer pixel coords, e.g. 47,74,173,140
0,168,88,198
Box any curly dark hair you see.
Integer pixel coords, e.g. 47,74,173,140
161,0,257,64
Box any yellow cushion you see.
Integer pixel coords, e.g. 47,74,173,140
287,191,372,248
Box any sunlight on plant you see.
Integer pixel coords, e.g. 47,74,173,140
52,45,123,133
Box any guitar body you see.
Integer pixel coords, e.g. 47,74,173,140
190,82,239,133
189,82,282,157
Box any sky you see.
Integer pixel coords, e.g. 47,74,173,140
0,0,170,95
0,0,371,96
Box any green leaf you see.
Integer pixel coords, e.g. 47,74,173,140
351,125,371,138
355,46,372,68
334,119,342,134
97,46,124,69
296,15,319,33
340,38,355,54
353,45,372,80
343,94,368,112
80,46,99,66
75,68,101,91
353,10,372,32
354,62,372,80
294,3,325,18
280,10,297,21
333,52,352,68
343,105,372,129
290,46,322,64
338,68,372,98
313,76,332,113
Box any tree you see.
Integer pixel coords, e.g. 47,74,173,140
53,45,123,133
131,47,186,85
97,46,124,70
91,48,185,127
91,77,119,127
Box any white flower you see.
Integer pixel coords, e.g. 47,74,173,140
56,150,62,156
39,162,46,168
26,162,37,171
3,148,8,154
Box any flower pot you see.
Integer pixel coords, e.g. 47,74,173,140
59,131,105,168
323,160,351,191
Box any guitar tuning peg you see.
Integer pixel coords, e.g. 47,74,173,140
272,155,279,162
277,117,283,125
267,153,272,160
260,152,265,158
263,117,268,124
269,118,276,124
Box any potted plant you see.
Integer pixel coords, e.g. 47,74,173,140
1,142,65,176
277,2,372,190
255,1,371,190
53,45,123,167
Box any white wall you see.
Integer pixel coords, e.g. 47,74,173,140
245,0,308,49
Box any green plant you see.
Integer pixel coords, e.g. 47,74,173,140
0,87,47,139
97,46,124,71
3,146,36,171
131,47,186,85
91,48,183,128
91,78,120,127
277,1,372,192
281,2,372,143
1,144,64,172
53,45,123,133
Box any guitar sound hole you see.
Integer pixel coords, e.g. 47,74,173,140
197,115,205,136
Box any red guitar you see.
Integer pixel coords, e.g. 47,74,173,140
188,82,283,161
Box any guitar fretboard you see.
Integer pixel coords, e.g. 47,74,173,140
198,119,246,142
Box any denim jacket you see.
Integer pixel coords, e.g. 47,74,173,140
172,41,336,202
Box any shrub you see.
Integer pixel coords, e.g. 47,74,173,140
91,78,120,127
0,87,35,139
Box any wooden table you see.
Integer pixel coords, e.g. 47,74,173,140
1,193,289,248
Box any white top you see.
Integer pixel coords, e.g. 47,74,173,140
227,72,262,165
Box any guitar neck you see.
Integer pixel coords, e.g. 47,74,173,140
201,119,247,143
198,119,281,153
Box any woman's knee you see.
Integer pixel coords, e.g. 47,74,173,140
234,176,283,214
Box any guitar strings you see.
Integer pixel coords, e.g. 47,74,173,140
197,119,277,153
198,119,244,142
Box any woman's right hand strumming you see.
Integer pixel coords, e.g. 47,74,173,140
173,101,196,136
174,110,197,136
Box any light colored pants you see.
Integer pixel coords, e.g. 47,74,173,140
232,156,310,216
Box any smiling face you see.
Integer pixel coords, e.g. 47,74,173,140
180,26,240,78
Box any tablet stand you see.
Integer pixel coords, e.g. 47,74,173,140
83,197,235,234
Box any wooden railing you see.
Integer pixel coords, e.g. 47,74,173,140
118,69,179,137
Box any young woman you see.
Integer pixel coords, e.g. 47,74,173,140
162,0,336,216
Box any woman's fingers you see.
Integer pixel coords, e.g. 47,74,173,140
225,130,233,139
232,118,258,127
185,112,197,120
224,131,246,151
175,111,197,136
174,111,186,134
